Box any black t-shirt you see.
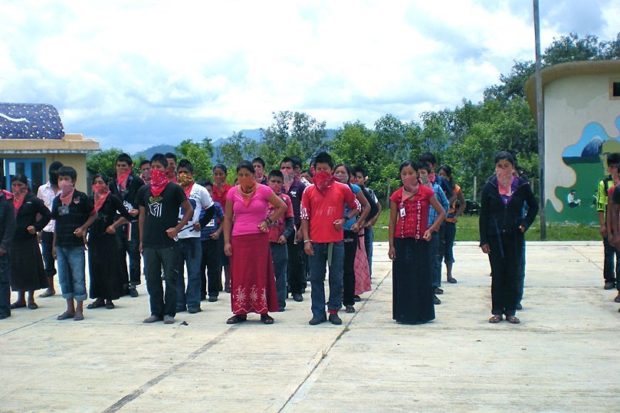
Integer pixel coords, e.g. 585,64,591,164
612,184,620,205
51,191,93,247
137,183,186,248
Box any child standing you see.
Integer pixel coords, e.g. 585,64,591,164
51,166,96,321
199,181,225,302
267,170,294,311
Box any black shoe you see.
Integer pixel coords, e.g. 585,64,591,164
208,296,218,302
188,307,202,314
516,303,523,310
604,281,615,290
614,293,620,303
434,287,444,295
260,314,274,324
176,306,187,313
353,295,361,302
292,293,303,302
0,313,10,320
328,313,342,325
86,299,105,309
433,295,441,305
226,314,247,324
129,288,139,298
345,305,355,313
309,316,326,325
447,277,458,284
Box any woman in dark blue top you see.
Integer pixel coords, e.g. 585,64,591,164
479,152,538,324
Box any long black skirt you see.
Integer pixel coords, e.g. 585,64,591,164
88,234,124,300
10,238,47,291
392,237,435,324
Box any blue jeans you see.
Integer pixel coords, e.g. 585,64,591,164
0,253,10,317
270,242,288,310
603,236,619,285
176,238,203,311
429,232,441,288
307,242,344,319
56,245,87,301
364,227,374,276
443,222,456,264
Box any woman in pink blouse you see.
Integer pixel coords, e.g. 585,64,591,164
223,161,287,324
388,161,446,324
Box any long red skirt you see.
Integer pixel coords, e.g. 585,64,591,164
230,233,279,315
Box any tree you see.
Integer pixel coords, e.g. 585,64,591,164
261,111,328,168
86,148,123,178
218,132,259,171
331,121,373,168
175,138,214,181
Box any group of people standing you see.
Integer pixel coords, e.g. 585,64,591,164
0,148,540,326
0,150,382,325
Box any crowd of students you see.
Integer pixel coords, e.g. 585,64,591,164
0,148,550,325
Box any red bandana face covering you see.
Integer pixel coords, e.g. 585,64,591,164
59,182,75,205
116,170,131,191
313,171,335,192
92,183,110,213
150,169,170,197
12,188,27,215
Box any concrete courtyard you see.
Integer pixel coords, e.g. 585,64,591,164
0,242,618,412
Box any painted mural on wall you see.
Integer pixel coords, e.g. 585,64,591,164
549,115,620,224
0,103,64,139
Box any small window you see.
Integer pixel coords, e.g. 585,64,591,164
614,82,620,98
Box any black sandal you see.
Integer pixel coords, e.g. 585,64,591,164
226,314,247,324
488,314,503,323
87,299,105,309
506,315,520,324
260,314,274,324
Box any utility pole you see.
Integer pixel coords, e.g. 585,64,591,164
534,0,546,240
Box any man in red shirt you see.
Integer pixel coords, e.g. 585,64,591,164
301,152,358,325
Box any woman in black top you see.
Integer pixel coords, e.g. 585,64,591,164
87,174,133,309
9,174,51,310
479,152,538,324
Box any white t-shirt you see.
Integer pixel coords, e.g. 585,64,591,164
178,183,213,239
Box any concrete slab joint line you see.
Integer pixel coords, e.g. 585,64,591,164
277,273,390,413
101,328,236,413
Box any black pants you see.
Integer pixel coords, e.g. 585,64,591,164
488,232,523,316
603,236,619,286
287,235,306,295
343,230,358,306
117,223,142,286
143,246,179,318
41,231,56,277
200,237,223,298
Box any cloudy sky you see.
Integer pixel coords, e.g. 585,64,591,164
1,0,618,153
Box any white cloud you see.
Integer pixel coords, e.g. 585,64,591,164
0,0,617,151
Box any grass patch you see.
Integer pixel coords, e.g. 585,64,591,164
372,210,598,242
